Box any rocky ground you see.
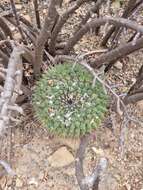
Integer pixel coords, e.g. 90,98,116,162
0,0,143,190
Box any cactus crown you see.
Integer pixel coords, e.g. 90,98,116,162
33,63,108,138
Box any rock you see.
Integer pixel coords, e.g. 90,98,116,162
91,147,104,156
131,78,136,83
16,177,23,187
23,15,31,22
53,137,80,150
48,147,74,167
28,177,38,187
15,4,23,10
114,61,123,70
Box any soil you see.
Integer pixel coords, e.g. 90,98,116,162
0,0,143,190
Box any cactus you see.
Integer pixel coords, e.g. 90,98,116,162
33,63,108,138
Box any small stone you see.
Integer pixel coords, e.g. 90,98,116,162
15,4,22,10
131,78,136,83
16,177,23,187
10,26,16,32
28,177,38,187
53,137,80,150
91,147,104,156
114,61,123,70
48,147,74,167
23,15,31,22
43,9,47,14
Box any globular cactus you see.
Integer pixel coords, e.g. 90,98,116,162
33,63,108,138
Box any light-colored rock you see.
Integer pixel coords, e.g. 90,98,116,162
114,61,123,70
91,147,105,156
53,137,80,150
28,177,38,187
48,147,74,167
15,4,22,10
16,177,23,187
23,15,31,22
131,78,136,83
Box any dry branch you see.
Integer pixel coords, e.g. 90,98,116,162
91,37,143,69
34,0,58,77
75,135,108,190
101,0,143,47
0,17,13,39
124,65,143,104
33,0,41,29
75,135,90,190
63,17,143,54
0,49,9,66
73,0,106,36
0,45,23,135
49,0,88,55
10,0,26,42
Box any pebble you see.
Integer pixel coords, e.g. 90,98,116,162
16,177,23,187
28,177,38,187
114,61,123,70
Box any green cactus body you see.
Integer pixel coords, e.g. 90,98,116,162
33,63,108,138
